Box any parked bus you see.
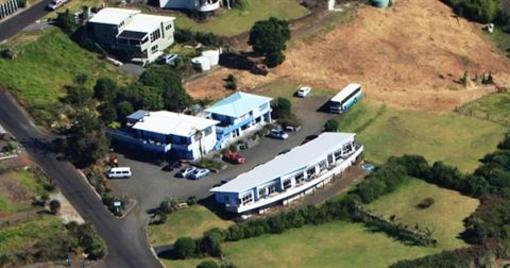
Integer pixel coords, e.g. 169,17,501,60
328,83,362,113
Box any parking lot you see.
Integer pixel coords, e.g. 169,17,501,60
108,96,338,214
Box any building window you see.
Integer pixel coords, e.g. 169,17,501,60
306,167,316,178
334,150,342,161
295,173,305,184
150,29,161,42
141,36,149,44
268,184,277,195
151,45,158,52
165,24,172,31
258,188,266,198
319,160,327,171
241,193,253,205
283,179,292,190
204,127,212,136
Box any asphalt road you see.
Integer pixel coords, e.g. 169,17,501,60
0,0,52,43
0,90,161,268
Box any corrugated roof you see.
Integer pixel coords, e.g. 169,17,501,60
211,132,356,193
123,13,175,33
89,8,140,25
132,111,219,137
331,83,362,103
205,92,272,118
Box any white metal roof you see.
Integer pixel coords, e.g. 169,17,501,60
89,8,141,25
211,132,356,193
132,111,219,137
123,14,175,33
331,83,362,103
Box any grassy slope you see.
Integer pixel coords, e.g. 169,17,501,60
174,0,309,36
221,180,477,268
369,178,479,249
148,205,233,246
338,101,507,172
0,170,51,213
0,216,64,254
0,28,132,117
458,92,510,125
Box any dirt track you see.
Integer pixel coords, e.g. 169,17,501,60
186,0,510,111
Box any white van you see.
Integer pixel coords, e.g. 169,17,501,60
107,167,132,179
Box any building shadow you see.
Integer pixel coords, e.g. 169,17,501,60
198,195,237,221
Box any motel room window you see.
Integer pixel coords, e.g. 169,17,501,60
306,167,316,178
268,184,277,194
241,193,253,205
334,150,342,161
295,173,305,184
258,187,266,198
327,154,334,165
283,179,292,190
319,160,327,171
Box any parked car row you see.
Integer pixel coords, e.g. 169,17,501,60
176,166,211,180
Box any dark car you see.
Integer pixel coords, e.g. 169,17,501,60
162,161,182,172
302,134,319,144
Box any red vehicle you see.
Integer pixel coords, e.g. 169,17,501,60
223,151,247,164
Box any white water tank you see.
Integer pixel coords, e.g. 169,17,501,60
201,49,220,66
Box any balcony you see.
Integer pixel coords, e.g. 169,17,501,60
216,115,254,137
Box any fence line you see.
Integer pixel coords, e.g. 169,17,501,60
0,0,19,21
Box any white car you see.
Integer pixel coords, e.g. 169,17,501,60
176,166,197,178
159,54,179,66
295,86,312,97
47,0,67,10
107,167,132,179
268,129,289,140
189,168,210,180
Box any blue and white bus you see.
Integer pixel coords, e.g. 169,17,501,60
329,83,363,113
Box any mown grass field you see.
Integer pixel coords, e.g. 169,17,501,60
174,0,309,36
148,205,233,246
0,28,133,123
0,216,65,255
220,179,477,268
457,92,510,126
337,100,507,172
0,169,52,213
369,178,479,249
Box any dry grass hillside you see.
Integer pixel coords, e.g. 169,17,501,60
187,0,510,111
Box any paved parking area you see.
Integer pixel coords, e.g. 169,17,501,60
108,96,338,214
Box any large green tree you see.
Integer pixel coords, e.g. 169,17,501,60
248,17,291,67
139,67,191,111
62,111,109,167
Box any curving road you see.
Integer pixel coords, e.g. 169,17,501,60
0,90,161,268
0,0,52,42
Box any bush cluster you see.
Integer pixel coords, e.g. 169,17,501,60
442,0,500,23
174,28,225,47
85,168,126,216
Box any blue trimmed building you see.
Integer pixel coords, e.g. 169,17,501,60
205,92,272,149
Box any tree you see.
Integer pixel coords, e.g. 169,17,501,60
174,237,196,259
197,260,219,268
116,101,134,120
248,17,290,67
139,67,192,111
324,119,338,132
94,77,119,101
63,111,109,167
49,199,61,214
55,9,78,34
98,103,118,125
65,84,94,107
271,97,292,119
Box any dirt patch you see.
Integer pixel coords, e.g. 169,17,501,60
186,0,510,111
0,172,32,203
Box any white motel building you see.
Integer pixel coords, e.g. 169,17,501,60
210,132,364,214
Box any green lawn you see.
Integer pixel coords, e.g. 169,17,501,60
0,28,133,124
148,205,233,246
0,216,65,255
219,179,477,268
369,178,479,249
457,92,510,126
338,100,507,172
0,169,52,213
174,0,309,36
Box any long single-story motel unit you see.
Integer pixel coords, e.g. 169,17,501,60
210,132,364,214
110,110,219,160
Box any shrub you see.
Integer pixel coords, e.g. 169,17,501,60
197,260,219,268
416,197,435,209
271,97,292,119
174,237,196,259
324,119,339,132
49,199,61,214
